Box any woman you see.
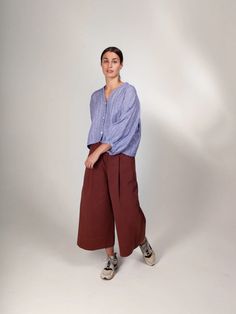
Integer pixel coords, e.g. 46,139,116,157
77,46,157,280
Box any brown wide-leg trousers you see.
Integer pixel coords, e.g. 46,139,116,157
77,142,146,257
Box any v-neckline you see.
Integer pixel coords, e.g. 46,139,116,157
103,82,127,103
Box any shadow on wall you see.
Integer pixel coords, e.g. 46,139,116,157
136,111,218,258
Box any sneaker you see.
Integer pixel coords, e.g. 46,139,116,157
100,252,118,280
139,236,157,266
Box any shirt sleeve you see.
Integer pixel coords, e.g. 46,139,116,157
89,93,95,122
100,86,140,155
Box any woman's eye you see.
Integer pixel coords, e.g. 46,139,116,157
102,60,118,64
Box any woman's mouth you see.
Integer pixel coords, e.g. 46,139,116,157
107,70,113,73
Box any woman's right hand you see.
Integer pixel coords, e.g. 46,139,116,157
84,151,100,169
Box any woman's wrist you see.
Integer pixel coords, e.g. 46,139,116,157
94,143,112,156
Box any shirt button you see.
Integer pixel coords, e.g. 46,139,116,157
100,131,103,134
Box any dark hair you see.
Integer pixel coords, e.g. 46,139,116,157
100,46,123,65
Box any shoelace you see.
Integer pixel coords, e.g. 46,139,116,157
103,255,117,270
140,238,153,258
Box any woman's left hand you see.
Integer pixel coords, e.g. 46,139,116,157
84,151,100,169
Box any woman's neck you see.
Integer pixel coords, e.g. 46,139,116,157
104,78,123,91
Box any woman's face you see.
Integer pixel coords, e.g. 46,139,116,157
101,52,123,80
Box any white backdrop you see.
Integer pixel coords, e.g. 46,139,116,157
1,1,235,313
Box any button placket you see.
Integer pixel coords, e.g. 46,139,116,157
100,101,107,138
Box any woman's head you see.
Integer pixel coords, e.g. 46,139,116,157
100,47,123,80
101,47,123,64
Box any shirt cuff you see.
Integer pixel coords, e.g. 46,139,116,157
100,140,113,150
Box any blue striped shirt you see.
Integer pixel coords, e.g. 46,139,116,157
87,81,141,157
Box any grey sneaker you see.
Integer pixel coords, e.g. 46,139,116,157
100,252,118,280
139,237,157,266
